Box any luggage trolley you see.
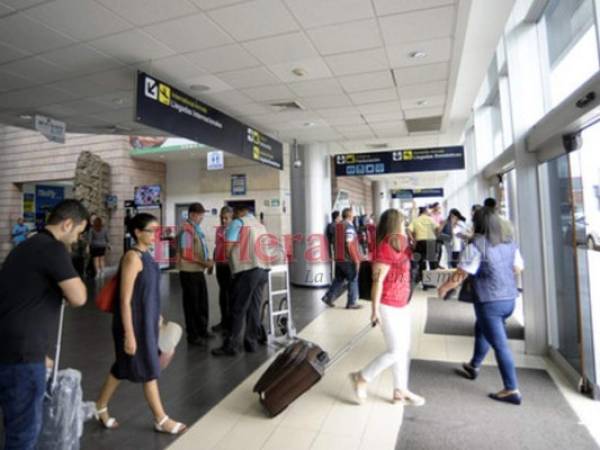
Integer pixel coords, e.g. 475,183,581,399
264,264,296,346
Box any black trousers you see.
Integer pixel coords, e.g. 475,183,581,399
226,268,268,350
215,263,232,331
179,271,209,340
414,240,439,285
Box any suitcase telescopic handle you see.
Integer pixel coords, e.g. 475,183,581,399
48,301,66,393
325,322,375,370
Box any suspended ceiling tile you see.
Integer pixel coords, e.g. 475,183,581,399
208,0,299,41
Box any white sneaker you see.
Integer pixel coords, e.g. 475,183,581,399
349,372,367,404
393,390,425,407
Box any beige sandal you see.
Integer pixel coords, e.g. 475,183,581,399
392,389,426,406
349,372,367,404
154,415,187,435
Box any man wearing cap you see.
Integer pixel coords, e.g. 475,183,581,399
177,202,215,345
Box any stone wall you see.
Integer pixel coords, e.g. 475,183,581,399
73,151,111,224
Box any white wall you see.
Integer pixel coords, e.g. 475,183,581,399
165,152,291,250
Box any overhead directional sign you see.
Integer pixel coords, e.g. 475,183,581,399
135,71,283,170
334,146,465,177
391,188,445,199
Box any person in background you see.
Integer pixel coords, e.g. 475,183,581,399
177,203,215,345
408,207,440,290
89,217,110,277
95,213,187,435
84,212,98,279
430,202,445,269
484,197,514,242
446,209,468,268
11,217,30,247
438,207,524,405
211,206,234,335
349,209,425,406
321,207,363,309
326,210,342,261
212,205,270,356
0,200,88,450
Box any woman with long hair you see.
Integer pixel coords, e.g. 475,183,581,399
439,207,524,405
89,217,110,277
349,209,425,406
95,213,186,434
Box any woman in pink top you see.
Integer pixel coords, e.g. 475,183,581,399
349,209,425,406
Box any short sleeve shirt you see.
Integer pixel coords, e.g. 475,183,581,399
0,230,79,363
374,241,412,308
408,215,438,241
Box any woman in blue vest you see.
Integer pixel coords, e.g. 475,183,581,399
439,207,524,405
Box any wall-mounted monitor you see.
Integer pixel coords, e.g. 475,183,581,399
134,185,161,206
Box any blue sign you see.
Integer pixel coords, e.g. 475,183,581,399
334,146,465,176
35,185,64,229
231,174,246,196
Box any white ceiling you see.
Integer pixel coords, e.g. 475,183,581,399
0,0,514,153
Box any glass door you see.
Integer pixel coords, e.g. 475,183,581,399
540,121,600,397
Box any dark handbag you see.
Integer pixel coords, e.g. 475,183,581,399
458,276,476,303
438,221,452,243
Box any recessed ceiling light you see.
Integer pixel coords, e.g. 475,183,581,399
190,84,210,92
303,121,316,127
291,67,307,77
409,51,427,59
18,114,32,120
416,100,428,106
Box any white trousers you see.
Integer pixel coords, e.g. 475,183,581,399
360,304,411,391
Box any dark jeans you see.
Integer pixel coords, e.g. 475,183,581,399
323,261,358,307
226,268,269,350
216,263,232,331
470,300,518,390
0,362,46,450
179,271,209,340
414,240,439,286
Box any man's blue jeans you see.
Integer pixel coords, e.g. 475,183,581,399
470,300,519,391
324,261,358,307
0,362,46,450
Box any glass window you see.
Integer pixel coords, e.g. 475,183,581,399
490,91,504,156
540,0,599,107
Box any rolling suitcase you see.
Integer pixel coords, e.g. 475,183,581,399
253,323,374,417
36,303,95,450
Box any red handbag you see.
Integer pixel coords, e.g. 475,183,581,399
95,275,118,313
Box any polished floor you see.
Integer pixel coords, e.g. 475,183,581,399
170,289,600,450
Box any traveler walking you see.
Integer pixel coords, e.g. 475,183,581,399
326,210,341,260
438,207,524,405
321,207,363,309
11,217,30,247
89,217,110,277
211,206,234,334
484,197,514,241
0,200,88,450
95,213,187,434
349,209,425,406
408,207,440,289
177,203,215,345
444,209,468,268
212,206,270,356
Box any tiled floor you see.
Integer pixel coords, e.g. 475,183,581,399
169,289,600,450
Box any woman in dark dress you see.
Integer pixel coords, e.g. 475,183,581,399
95,213,186,434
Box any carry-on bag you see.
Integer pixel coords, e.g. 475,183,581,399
36,303,95,450
253,323,374,417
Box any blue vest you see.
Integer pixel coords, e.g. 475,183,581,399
472,237,519,303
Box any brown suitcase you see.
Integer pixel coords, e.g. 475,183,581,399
253,324,373,417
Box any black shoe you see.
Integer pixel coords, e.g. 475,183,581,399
489,392,522,405
346,304,363,310
211,346,238,357
459,362,480,380
211,323,224,333
199,331,217,340
187,336,206,346
244,342,258,353
321,296,335,308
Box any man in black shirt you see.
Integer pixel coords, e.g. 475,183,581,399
0,199,88,450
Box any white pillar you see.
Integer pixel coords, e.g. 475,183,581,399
290,143,332,287
372,180,389,221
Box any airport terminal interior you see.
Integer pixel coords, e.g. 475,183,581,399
1,0,600,449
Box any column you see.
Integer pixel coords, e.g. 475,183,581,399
371,180,389,220
290,143,332,287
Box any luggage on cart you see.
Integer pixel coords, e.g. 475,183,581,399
253,323,373,417
36,303,95,450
